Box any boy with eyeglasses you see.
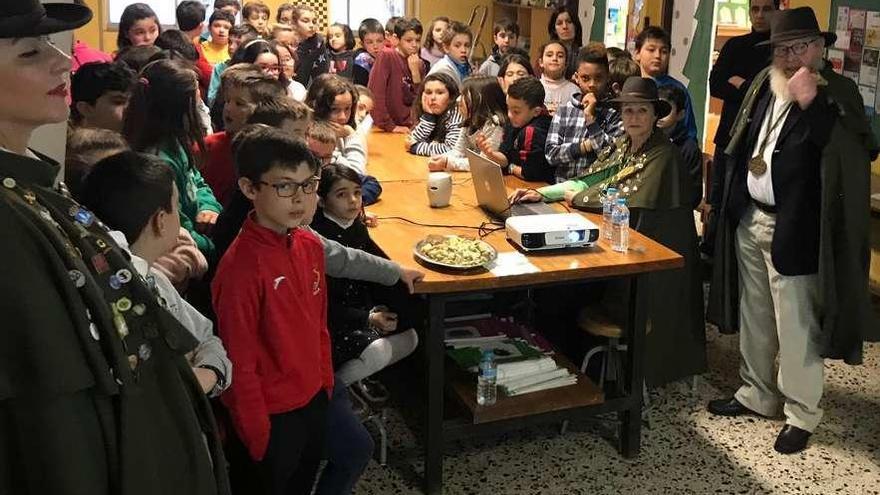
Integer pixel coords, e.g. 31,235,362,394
212,127,334,493
545,44,624,182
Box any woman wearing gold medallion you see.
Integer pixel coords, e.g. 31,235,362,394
512,76,706,388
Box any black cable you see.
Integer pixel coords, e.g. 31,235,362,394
376,216,506,240
375,216,484,231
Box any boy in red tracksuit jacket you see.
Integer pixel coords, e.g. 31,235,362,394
487,76,555,184
367,17,426,133
212,127,331,494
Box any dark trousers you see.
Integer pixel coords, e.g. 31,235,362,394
314,377,374,495
259,391,329,495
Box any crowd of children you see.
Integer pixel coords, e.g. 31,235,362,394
64,2,706,492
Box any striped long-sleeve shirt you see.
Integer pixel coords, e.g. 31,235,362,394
545,93,624,183
408,107,463,157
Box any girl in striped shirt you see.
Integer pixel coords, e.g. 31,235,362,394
406,72,463,156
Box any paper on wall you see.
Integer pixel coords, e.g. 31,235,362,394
866,11,880,48
835,30,852,50
850,9,867,30
861,48,880,87
828,49,845,74
846,29,866,73
859,85,877,118
837,6,850,32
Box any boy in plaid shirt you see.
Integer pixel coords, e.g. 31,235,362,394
545,45,624,183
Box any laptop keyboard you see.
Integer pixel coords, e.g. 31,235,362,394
510,202,555,216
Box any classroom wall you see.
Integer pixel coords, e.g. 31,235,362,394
417,0,494,63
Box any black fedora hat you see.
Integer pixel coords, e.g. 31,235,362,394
756,7,836,47
602,76,672,118
0,0,93,39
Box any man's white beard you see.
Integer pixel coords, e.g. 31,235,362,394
769,66,792,103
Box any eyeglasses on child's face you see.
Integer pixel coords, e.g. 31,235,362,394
256,176,321,197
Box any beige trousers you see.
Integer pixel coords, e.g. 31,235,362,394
733,205,824,432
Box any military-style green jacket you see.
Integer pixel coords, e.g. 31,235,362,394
0,149,229,494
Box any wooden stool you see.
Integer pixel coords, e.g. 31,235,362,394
560,306,651,435
576,307,629,394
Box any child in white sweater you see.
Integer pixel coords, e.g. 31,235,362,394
429,75,508,172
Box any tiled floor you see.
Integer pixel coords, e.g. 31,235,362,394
354,325,880,494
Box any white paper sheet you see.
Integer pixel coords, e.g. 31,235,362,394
487,252,541,276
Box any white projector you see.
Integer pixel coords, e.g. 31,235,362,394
505,213,600,251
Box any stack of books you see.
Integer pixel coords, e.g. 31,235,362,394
444,316,578,397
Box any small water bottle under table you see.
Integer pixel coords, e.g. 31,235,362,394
612,197,630,253
603,187,618,240
477,350,497,406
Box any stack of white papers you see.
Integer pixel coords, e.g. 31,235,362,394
496,357,578,396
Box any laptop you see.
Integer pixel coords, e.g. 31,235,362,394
467,149,555,220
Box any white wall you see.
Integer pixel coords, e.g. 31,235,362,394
580,0,596,41
668,0,700,85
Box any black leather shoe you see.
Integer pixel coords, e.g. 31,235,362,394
774,424,811,454
707,397,760,417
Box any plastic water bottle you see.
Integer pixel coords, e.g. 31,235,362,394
612,198,630,253
603,188,618,240
477,350,497,406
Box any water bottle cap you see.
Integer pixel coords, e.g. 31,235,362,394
481,349,494,358
617,198,627,205
607,187,617,193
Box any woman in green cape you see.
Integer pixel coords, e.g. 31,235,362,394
514,76,707,387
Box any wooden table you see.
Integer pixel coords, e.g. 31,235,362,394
365,132,684,494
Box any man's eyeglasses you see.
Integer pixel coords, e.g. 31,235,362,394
773,38,819,58
256,176,320,197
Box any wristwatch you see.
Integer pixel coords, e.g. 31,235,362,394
197,364,226,392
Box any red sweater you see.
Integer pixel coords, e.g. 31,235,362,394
193,42,213,100
212,216,333,461
203,131,235,206
368,48,424,131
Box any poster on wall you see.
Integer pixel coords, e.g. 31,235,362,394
846,26,866,73
867,11,880,48
829,48,845,74
850,9,867,30
859,85,876,117
837,6,850,31
835,30,852,50
861,47,879,87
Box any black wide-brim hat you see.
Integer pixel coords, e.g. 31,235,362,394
600,76,672,119
756,7,837,47
0,0,93,39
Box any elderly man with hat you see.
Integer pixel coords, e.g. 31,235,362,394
707,7,879,454
0,2,229,493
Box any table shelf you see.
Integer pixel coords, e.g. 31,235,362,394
447,352,604,425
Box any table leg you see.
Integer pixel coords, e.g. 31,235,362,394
424,295,446,494
619,275,646,458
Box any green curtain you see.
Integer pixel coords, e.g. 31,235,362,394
590,0,607,42
682,0,715,143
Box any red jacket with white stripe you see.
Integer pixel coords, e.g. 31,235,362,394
212,215,333,461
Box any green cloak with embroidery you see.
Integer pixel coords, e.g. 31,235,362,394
538,130,707,387
0,149,230,494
